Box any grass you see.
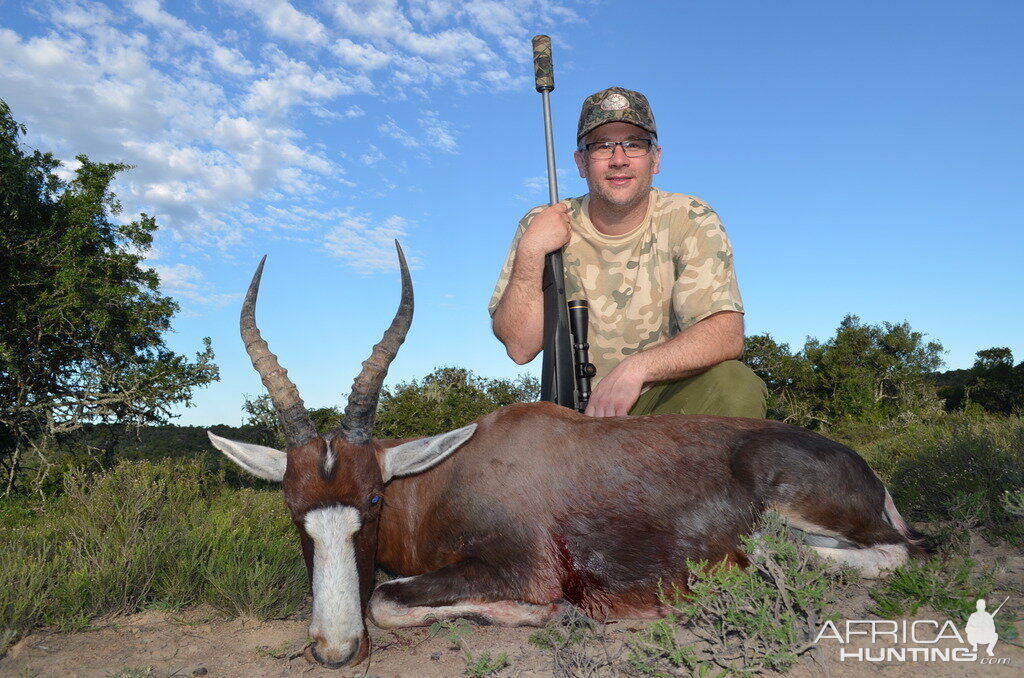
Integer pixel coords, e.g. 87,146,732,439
430,617,474,650
431,618,514,675
858,414,1024,547
869,556,1019,642
0,459,305,653
3,413,1022,672
463,650,509,676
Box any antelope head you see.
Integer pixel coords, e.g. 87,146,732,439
208,242,475,668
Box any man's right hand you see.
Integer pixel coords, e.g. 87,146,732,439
518,203,571,257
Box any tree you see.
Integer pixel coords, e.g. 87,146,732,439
744,315,944,428
373,367,539,438
0,100,219,493
943,348,1024,415
242,367,540,444
742,334,818,424
242,394,343,449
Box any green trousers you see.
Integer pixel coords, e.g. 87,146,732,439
627,360,768,418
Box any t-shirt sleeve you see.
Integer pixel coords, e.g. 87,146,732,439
671,207,745,329
487,208,542,316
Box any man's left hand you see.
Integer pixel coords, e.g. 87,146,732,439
585,360,644,417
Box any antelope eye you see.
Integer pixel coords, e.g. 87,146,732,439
370,494,381,506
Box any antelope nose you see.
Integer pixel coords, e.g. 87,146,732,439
306,636,362,668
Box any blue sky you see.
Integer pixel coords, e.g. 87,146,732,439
2,0,1021,426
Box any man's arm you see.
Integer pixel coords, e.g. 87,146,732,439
584,310,745,417
491,203,572,364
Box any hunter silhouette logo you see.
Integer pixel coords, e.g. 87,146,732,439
814,597,1011,664
966,597,1005,656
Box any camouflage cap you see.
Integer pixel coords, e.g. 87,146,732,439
576,86,657,144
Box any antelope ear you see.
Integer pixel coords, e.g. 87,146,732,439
381,423,477,482
208,431,287,482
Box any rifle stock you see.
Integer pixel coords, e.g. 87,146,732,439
540,250,576,408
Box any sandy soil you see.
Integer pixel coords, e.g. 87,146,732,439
3,535,1022,678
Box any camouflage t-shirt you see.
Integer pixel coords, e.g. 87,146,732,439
488,188,744,387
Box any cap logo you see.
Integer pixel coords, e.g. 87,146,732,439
600,93,629,111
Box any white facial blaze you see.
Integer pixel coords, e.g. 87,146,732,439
304,506,364,654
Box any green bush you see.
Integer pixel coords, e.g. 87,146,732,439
191,489,307,618
0,529,65,648
463,650,509,676
46,460,215,626
0,459,306,654
870,557,996,621
628,514,846,676
863,415,1024,545
528,607,613,676
374,367,538,438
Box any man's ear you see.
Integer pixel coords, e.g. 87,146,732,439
379,424,477,482
574,149,588,178
208,431,286,482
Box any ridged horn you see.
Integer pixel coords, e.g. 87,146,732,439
341,241,413,445
241,256,317,446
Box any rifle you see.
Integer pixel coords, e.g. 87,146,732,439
532,35,596,412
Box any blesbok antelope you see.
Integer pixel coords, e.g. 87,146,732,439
209,242,925,669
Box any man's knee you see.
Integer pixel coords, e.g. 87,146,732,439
696,360,767,418
631,360,768,418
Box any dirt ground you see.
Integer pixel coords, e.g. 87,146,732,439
3,535,1022,678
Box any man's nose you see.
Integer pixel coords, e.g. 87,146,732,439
608,144,630,166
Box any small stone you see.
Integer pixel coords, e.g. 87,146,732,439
192,668,208,676
430,652,442,661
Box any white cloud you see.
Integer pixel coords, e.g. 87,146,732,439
328,0,415,41
324,215,411,273
515,167,577,202
150,262,236,306
360,145,385,165
0,0,582,273
221,0,328,45
332,38,392,70
211,45,256,76
244,50,368,117
378,118,419,148
408,0,459,28
419,111,458,154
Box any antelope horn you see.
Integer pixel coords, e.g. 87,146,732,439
341,240,413,445
241,256,317,446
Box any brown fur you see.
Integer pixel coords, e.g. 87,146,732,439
286,402,926,623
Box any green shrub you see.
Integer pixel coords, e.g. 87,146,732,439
191,489,306,618
374,367,538,438
46,460,215,626
0,528,66,648
463,650,509,676
865,416,1024,545
431,618,473,649
870,556,994,621
1,459,306,654
528,607,615,677
628,514,846,676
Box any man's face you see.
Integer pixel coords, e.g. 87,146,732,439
574,121,661,211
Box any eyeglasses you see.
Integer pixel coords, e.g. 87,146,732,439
581,139,655,159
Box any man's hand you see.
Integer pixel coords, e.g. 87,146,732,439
585,358,644,417
519,203,571,257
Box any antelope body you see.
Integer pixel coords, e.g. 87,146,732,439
210,243,924,668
